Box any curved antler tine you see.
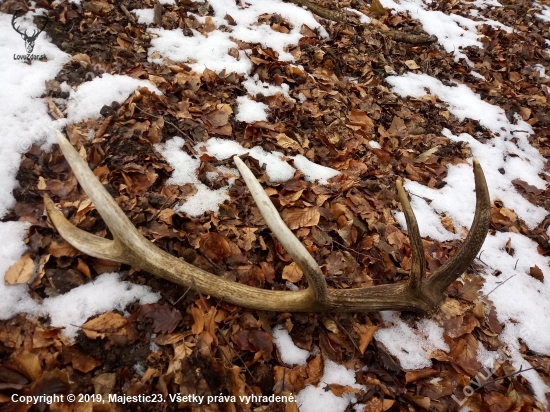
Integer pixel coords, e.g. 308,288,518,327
426,159,490,294
53,131,146,248
233,156,327,304
396,178,426,291
43,194,125,262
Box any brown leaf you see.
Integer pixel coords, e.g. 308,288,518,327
529,265,544,282
46,174,77,197
204,107,231,128
347,109,374,135
358,325,378,354
370,0,386,15
282,262,303,283
200,232,232,263
483,391,513,412
444,314,480,338
14,351,42,381
93,373,116,395
275,133,303,154
90,258,121,275
240,227,257,251
449,334,481,376
5,254,34,284
405,368,438,383
248,329,273,360
141,304,183,334
82,312,127,339
72,352,101,373
305,354,323,385
49,240,79,258
407,394,430,409
228,366,247,402
327,383,359,396
281,207,320,229
174,72,202,91
76,258,91,279
490,206,517,226
512,179,542,195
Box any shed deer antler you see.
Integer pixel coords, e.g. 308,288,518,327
44,131,490,313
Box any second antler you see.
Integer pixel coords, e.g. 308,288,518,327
44,131,490,313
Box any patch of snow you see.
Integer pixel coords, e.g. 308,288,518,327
272,325,309,366
297,359,365,412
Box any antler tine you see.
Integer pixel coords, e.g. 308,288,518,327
424,159,490,296
396,178,426,291
233,156,328,304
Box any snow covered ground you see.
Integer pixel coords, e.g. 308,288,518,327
0,0,549,409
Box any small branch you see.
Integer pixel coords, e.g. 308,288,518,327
483,274,516,298
474,366,535,392
285,0,437,45
286,0,345,22
380,30,437,45
134,105,196,144
120,4,136,23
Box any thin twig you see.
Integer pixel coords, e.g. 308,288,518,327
483,274,516,298
217,331,259,385
173,284,193,306
328,313,359,357
474,366,535,392
134,105,196,144
119,4,136,23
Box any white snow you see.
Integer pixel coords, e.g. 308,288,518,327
67,74,161,123
297,359,365,412
375,313,449,369
272,326,310,366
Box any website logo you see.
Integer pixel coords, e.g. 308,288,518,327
11,13,48,55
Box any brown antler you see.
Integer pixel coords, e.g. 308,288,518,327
44,131,490,313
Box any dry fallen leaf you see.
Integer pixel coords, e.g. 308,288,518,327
281,207,320,229
369,0,386,15
282,262,304,282
14,350,42,381
49,240,80,258
5,254,34,285
529,265,544,282
82,312,127,339
405,60,420,70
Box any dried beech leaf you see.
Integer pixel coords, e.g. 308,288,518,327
529,265,544,282
14,351,42,381
370,0,386,15
72,352,101,373
49,240,80,258
82,312,127,339
141,304,183,334
5,254,34,285
449,334,481,376
404,60,420,70
282,262,303,283
281,207,320,229
275,133,303,153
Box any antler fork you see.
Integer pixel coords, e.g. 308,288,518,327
44,131,490,313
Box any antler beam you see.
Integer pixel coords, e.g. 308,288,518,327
44,131,490,313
